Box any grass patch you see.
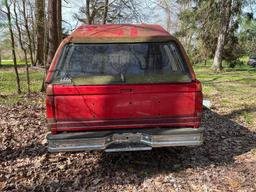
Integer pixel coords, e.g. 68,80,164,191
222,98,230,104
195,65,256,129
0,60,30,65
0,70,44,94
0,67,44,105
242,112,253,125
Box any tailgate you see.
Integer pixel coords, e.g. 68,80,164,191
50,82,202,132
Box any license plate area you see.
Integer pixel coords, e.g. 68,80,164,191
111,133,142,143
105,132,152,152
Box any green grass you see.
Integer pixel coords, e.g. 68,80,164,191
0,60,30,65
242,112,253,124
0,68,44,105
195,64,256,128
196,66,256,99
193,56,253,70
0,70,44,93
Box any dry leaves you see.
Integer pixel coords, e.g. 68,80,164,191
0,94,256,191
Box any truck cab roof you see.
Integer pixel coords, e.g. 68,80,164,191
67,24,177,43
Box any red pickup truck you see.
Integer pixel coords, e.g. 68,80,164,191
46,24,203,152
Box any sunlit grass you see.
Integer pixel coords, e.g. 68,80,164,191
0,67,44,96
195,64,256,129
0,60,31,65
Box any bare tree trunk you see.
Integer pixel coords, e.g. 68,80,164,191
160,0,172,32
4,1,21,94
165,8,171,32
40,16,49,92
86,0,92,24
0,49,1,66
47,0,58,71
212,33,225,71
85,0,96,24
21,0,35,66
13,0,30,93
212,0,232,71
57,0,62,44
44,18,49,72
102,0,109,24
42,0,59,92
35,0,45,66
28,0,36,61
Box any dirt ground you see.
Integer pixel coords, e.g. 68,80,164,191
0,93,256,192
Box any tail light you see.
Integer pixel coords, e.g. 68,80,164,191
194,80,203,128
46,84,54,118
195,92,203,115
46,85,57,134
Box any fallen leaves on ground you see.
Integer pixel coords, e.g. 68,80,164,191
0,93,255,192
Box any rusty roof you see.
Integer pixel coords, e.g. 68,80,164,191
67,24,176,43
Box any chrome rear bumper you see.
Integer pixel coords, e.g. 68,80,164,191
47,127,204,152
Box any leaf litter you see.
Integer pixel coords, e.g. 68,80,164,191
0,93,255,191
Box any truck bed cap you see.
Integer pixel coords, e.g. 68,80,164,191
68,24,176,43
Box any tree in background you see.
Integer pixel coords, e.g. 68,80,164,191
47,0,58,71
0,48,1,66
20,0,35,66
1,0,256,96
212,0,232,71
155,0,179,33
13,0,31,93
35,0,45,66
176,0,243,70
13,0,31,92
47,0,62,71
57,0,62,43
28,0,36,61
1,0,21,94
75,0,144,24
102,0,109,24
176,1,220,64
175,1,197,61
0,13,3,66
239,13,256,54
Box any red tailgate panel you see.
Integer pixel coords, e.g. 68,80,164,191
54,83,196,120
54,92,195,120
51,83,201,132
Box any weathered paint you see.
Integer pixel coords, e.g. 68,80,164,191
45,24,203,134
69,24,172,43
46,24,196,83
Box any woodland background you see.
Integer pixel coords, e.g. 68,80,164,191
0,1,256,191
0,0,256,93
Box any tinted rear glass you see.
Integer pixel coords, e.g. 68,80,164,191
52,42,191,85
